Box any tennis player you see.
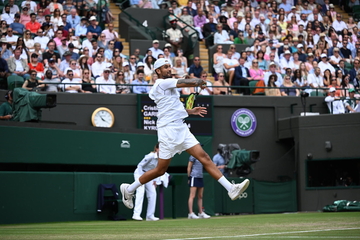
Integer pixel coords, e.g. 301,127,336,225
120,58,250,210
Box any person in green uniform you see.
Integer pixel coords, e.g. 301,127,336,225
0,90,13,120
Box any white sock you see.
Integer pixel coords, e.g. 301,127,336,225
218,176,232,192
127,179,142,193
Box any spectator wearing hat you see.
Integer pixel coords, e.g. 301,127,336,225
7,48,30,80
26,13,41,33
0,38,13,60
59,51,72,73
132,69,149,94
87,16,102,39
67,43,79,61
10,14,25,35
318,53,335,75
344,89,358,113
1,5,15,25
166,19,183,53
280,50,294,74
122,61,133,84
329,47,342,66
149,40,164,59
20,7,31,26
164,43,175,58
325,87,345,114
96,68,116,94
296,44,307,62
264,62,283,86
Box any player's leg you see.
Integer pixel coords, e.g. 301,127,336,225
186,144,250,200
120,159,171,209
145,181,159,221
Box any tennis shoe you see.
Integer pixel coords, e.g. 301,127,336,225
228,179,250,200
198,212,211,219
188,212,200,219
132,216,143,221
146,216,159,221
120,183,134,209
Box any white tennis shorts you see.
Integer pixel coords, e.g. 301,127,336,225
158,119,199,159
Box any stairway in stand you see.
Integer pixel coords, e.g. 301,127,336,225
199,41,214,82
109,2,130,57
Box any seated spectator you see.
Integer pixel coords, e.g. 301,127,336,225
249,59,264,81
92,53,107,79
223,51,239,86
26,13,41,34
234,58,252,95
6,0,20,15
202,16,216,47
325,87,345,114
328,78,342,97
214,23,233,44
340,75,355,97
62,69,82,93
213,73,230,95
123,61,133,84
97,68,116,94
44,69,61,92
318,54,335,75
36,9,46,25
265,74,281,96
22,69,46,91
33,28,49,51
115,71,131,94
46,57,64,78
0,38,13,61
66,43,79,61
193,9,206,40
195,71,213,95
308,67,324,93
173,57,186,77
0,53,10,90
66,59,82,81
132,69,149,94
10,14,25,36
166,20,183,53
264,62,283,87
6,28,18,49
87,16,102,40
81,69,97,93
280,76,300,96
188,56,203,78
144,55,154,79
280,51,294,74
28,53,44,78
1,5,15,25
76,17,89,39
7,48,29,79
49,0,63,15
23,30,35,51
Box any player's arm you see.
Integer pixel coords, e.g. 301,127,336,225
177,78,206,88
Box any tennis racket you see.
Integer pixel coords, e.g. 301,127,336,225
185,91,199,110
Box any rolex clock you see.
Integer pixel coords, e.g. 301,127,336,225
91,107,115,128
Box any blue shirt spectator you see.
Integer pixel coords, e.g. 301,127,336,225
67,14,80,29
87,16,103,37
10,21,25,35
212,153,226,175
130,0,140,6
188,57,203,78
75,23,87,37
132,72,148,94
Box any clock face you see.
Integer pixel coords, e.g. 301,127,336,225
92,108,114,128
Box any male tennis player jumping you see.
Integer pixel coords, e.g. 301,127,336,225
120,58,250,210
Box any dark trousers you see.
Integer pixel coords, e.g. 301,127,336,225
234,77,250,95
97,184,119,212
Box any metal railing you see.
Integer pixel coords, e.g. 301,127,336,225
118,1,157,40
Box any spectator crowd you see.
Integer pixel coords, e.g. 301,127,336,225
0,0,360,109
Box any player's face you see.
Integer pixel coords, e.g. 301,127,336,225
159,64,172,78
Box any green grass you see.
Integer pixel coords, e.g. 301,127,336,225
0,212,360,240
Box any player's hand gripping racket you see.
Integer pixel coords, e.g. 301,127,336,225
184,75,203,110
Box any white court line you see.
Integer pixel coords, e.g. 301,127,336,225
163,227,360,240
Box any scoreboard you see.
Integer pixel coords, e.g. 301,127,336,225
137,94,213,136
